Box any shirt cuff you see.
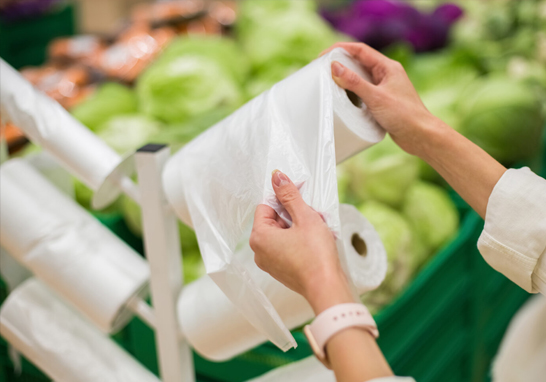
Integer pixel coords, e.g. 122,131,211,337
478,167,546,293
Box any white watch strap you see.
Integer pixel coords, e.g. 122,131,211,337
304,303,378,368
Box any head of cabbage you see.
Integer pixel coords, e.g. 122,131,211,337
237,0,341,72
456,77,545,164
137,36,248,124
358,200,423,311
401,181,459,255
70,83,138,131
96,114,162,155
346,135,420,208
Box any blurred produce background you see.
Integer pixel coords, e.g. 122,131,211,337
1,0,545,314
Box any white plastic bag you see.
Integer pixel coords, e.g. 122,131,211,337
163,48,384,351
177,204,387,360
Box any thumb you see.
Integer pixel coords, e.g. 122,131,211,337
271,170,309,223
331,61,376,108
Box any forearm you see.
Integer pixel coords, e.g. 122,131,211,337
305,271,393,382
417,118,506,219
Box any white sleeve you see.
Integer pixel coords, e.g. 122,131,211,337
368,377,415,382
477,167,546,294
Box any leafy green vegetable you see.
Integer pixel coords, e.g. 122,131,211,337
402,181,459,254
137,36,247,124
358,200,418,309
456,77,545,164
182,250,206,284
346,136,420,208
71,83,138,131
238,0,340,72
245,64,300,98
97,115,162,155
151,108,233,151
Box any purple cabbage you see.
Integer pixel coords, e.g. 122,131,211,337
321,0,463,52
0,0,59,23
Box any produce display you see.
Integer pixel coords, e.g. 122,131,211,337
6,0,546,310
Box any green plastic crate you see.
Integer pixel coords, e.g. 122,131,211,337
0,4,75,69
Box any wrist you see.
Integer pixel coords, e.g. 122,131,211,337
303,267,354,315
413,115,453,161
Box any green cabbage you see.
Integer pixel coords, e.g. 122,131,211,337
97,115,162,155
137,36,247,124
151,108,233,151
237,0,340,72
402,181,459,255
358,200,419,310
182,250,206,284
70,83,138,131
245,64,300,98
346,136,420,208
336,163,352,204
456,77,545,164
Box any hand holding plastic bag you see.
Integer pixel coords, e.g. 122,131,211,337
163,48,384,352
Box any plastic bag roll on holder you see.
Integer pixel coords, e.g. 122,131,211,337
178,204,387,361
0,58,138,209
162,48,385,353
0,279,161,382
0,159,150,333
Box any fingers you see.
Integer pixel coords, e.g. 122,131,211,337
254,204,285,229
331,61,377,108
271,170,309,223
320,42,387,72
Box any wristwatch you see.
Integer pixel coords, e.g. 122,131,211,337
304,303,378,369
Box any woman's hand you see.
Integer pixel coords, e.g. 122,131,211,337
322,42,444,157
251,170,394,381
322,41,506,218
250,170,354,314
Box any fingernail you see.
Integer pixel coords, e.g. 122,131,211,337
332,61,345,77
272,170,290,187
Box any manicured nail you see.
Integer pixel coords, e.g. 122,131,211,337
272,170,290,187
332,61,345,77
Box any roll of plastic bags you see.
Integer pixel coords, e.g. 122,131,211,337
163,47,384,352
177,204,387,360
0,279,161,382
0,58,119,191
248,357,335,382
247,356,414,382
24,151,74,197
0,159,149,333
0,59,133,208
0,247,32,292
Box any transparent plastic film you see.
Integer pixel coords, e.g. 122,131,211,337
163,48,384,352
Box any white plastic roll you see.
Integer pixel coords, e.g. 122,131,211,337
177,204,387,361
248,357,335,382
0,159,149,333
164,47,384,352
0,279,161,382
0,247,32,292
247,356,415,382
0,58,120,191
0,59,138,209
